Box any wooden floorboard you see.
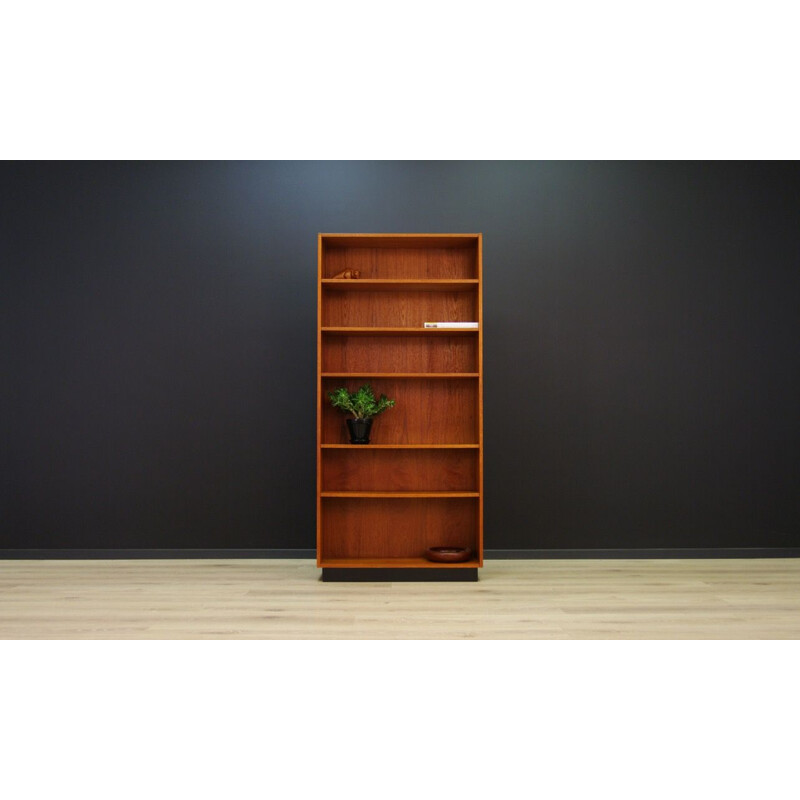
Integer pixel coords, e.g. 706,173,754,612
1,558,799,639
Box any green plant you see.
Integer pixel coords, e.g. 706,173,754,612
327,384,395,420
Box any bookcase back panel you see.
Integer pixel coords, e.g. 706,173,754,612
322,449,478,492
322,246,477,279
322,379,478,444
322,335,478,373
320,498,478,559
322,290,477,328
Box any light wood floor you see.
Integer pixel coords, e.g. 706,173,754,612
1,558,799,639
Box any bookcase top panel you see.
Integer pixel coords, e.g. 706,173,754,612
320,234,480,248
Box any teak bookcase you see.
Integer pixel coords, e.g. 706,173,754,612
317,234,483,581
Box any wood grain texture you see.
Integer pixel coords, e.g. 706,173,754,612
322,373,480,379
322,279,478,291
321,234,481,249
321,327,479,336
317,235,324,566
322,448,478,492
320,498,478,560
322,290,477,328
321,378,478,445
477,234,484,563
322,335,478,373
320,491,480,498
321,444,480,449
318,234,482,569
321,558,479,568
322,244,478,278
2,559,799,639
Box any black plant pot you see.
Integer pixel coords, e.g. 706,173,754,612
346,418,373,444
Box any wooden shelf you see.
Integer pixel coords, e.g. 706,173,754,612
319,558,480,569
321,491,479,498
321,444,479,449
322,279,479,291
322,327,478,336
322,372,479,379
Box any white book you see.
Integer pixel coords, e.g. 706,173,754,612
423,321,479,328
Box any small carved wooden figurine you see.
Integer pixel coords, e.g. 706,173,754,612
331,269,361,279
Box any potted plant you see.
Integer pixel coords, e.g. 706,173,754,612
327,384,395,444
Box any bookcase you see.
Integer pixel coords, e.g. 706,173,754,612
317,234,483,581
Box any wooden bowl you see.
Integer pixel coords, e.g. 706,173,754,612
425,546,472,563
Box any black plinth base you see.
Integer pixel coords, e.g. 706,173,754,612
322,567,479,582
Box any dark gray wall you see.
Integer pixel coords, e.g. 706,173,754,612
2,161,798,552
